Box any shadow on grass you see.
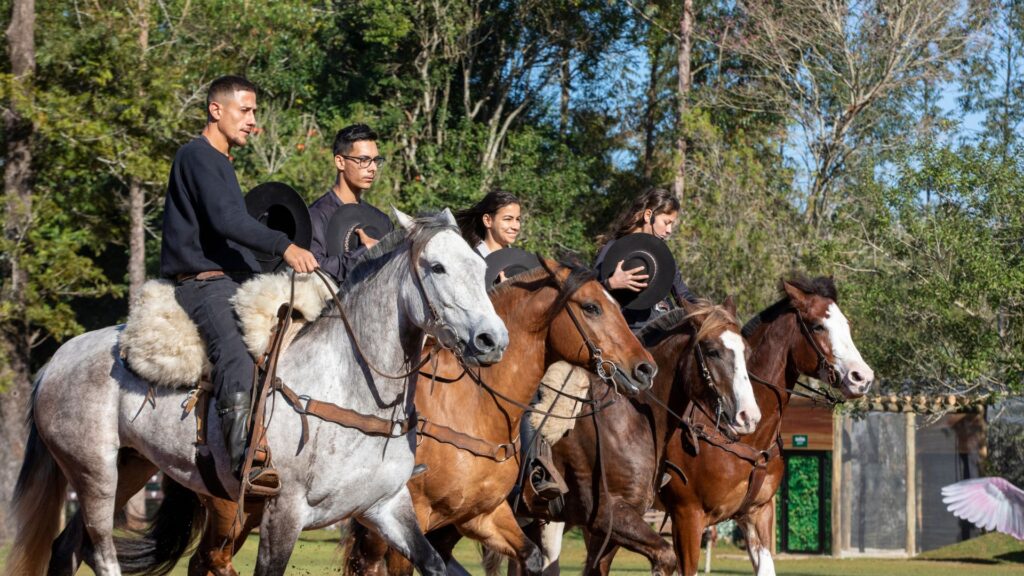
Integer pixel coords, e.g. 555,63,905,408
995,550,1024,563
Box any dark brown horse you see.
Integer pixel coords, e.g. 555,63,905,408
141,259,657,576
492,298,761,576
659,277,874,576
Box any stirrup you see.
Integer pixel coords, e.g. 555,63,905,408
245,465,281,498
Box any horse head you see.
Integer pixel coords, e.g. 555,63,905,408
395,208,509,365
533,258,657,395
679,297,761,436
780,276,874,398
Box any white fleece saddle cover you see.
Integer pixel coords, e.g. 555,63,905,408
119,273,335,388
529,362,591,445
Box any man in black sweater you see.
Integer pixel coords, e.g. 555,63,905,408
308,124,393,283
160,75,318,476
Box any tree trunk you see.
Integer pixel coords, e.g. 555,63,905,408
559,44,571,137
643,35,663,181
0,0,36,543
128,177,147,303
673,0,693,201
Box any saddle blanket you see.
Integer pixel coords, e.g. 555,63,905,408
119,273,335,388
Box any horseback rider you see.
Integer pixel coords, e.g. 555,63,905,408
308,124,393,284
454,190,522,258
160,75,318,477
595,187,698,328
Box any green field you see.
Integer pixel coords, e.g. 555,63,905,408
47,529,1022,575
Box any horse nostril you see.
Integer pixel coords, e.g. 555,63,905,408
634,362,656,383
850,370,864,383
474,332,495,352
737,410,757,429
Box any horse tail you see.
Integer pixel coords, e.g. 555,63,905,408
481,544,507,576
115,476,205,576
4,368,68,576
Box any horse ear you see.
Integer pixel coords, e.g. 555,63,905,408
439,207,457,227
393,206,414,230
782,280,809,311
723,295,737,317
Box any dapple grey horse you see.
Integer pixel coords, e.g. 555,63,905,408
4,210,509,576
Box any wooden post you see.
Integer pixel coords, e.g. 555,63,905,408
832,411,843,557
841,416,852,553
905,412,917,556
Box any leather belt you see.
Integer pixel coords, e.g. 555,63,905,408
177,270,226,282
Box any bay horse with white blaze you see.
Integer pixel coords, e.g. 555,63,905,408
4,210,508,576
492,298,760,576
140,259,657,576
659,276,873,576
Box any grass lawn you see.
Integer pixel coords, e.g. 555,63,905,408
51,528,1022,575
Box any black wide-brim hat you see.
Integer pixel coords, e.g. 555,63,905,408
598,233,677,310
326,203,393,257
484,248,541,287
245,182,313,273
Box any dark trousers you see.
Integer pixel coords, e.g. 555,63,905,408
174,275,253,403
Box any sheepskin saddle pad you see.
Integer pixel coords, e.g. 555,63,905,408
119,273,336,388
529,362,592,445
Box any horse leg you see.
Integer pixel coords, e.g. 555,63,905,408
586,503,676,576
61,451,123,575
253,495,305,576
456,504,543,576
739,504,776,576
668,505,704,576
581,536,618,576
536,520,565,576
358,487,447,576
189,496,263,576
346,519,392,576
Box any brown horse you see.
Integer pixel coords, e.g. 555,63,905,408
658,277,874,576
137,259,657,576
494,298,761,576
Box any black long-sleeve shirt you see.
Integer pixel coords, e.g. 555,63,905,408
160,137,291,278
308,190,393,284
594,237,697,328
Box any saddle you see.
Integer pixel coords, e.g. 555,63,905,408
121,273,336,499
119,273,334,388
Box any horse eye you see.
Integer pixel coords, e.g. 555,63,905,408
431,263,446,274
705,347,721,359
582,303,601,316
812,323,826,333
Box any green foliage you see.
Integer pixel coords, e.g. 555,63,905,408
834,144,1024,393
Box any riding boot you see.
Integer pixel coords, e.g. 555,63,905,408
217,391,251,476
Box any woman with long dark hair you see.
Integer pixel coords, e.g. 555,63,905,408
455,190,522,257
596,187,696,327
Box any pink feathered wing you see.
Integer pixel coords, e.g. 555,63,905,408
941,477,1024,540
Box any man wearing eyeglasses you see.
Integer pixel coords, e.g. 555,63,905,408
308,123,393,283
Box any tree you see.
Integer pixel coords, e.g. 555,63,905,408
726,0,983,231
0,0,36,541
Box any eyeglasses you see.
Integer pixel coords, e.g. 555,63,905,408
341,155,386,168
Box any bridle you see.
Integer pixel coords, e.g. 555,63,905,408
310,226,471,381
794,310,841,388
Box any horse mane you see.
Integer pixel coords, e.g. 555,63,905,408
340,213,459,293
487,258,597,327
741,274,838,338
635,300,740,346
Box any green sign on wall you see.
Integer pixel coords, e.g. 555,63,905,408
792,434,809,448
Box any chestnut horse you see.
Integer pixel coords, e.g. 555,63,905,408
659,277,874,576
139,259,657,576
494,298,761,576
